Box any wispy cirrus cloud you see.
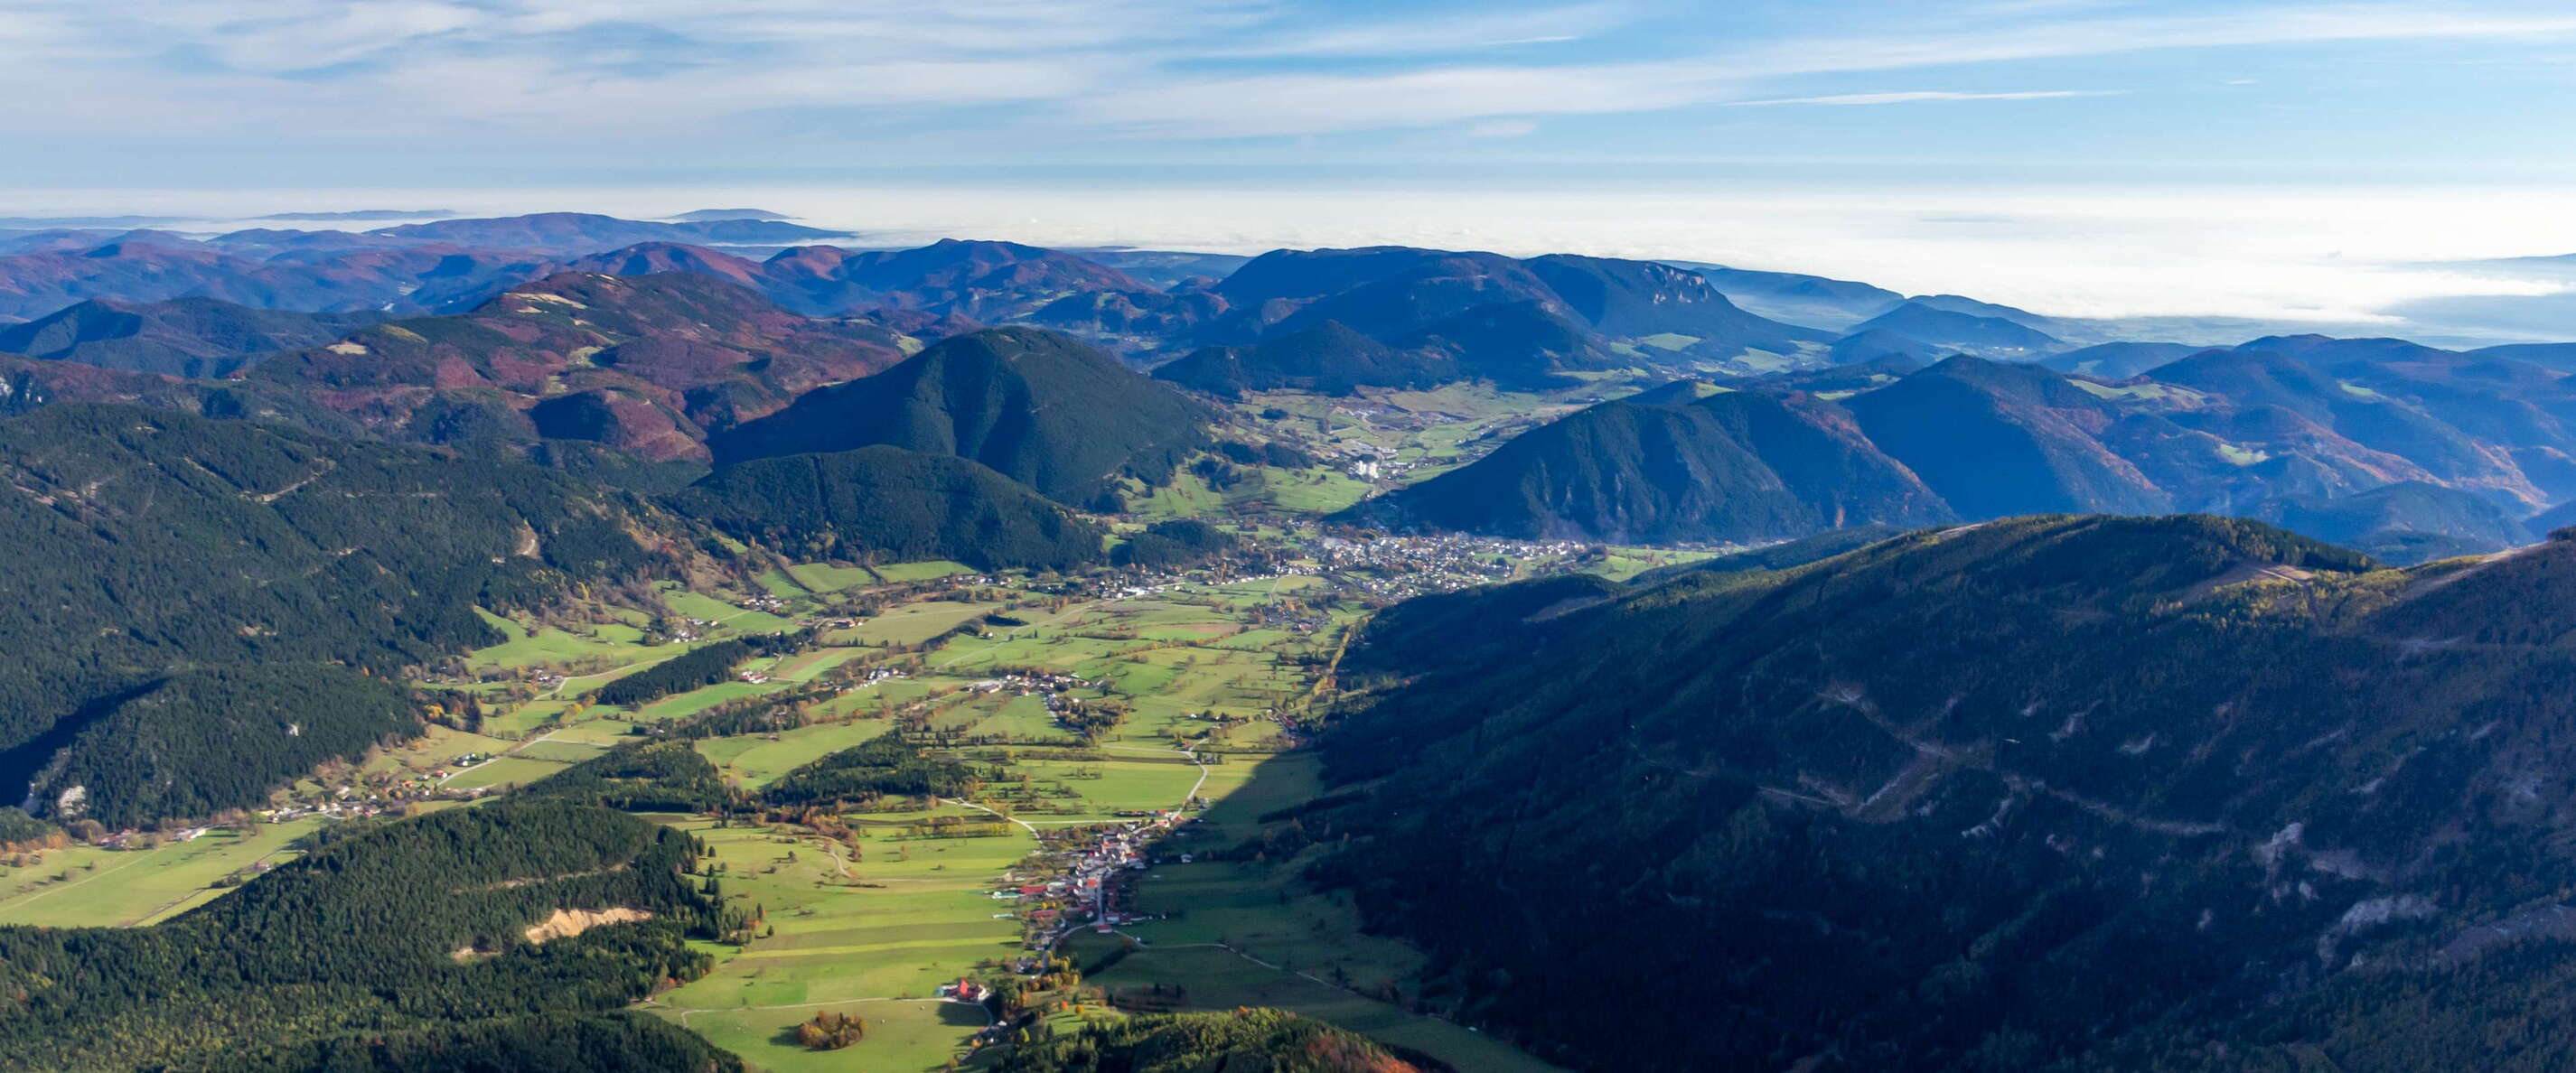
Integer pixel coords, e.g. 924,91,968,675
1192,3,1632,59
1064,3,2576,137
1724,89,2127,107
1716,4,2576,80
0,0,2572,155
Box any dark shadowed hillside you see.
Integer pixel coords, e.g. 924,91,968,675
2039,341,2202,379
1152,322,1418,397
1344,344,2560,557
708,326,1212,502
998,1009,1417,1073
2239,480,2529,564
1522,254,1831,355
1842,356,2170,517
1312,516,2576,1071
1147,246,1820,379
1339,382,1952,543
665,445,1107,570
0,297,383,377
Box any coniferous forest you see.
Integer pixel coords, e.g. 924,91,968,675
0,800,719,1070
0,406,667,828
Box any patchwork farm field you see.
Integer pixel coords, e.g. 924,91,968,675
2,550,1569,1069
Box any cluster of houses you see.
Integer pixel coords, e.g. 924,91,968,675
650,617,716,644
1303,533,1596,600
994,810,1199,948
965,672,1094,698
255,798,421,827
87,825,220,850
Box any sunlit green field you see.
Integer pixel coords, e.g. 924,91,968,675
669,998,996,1073
647,813,1033,1071
0,816,325,928
698,721,897,788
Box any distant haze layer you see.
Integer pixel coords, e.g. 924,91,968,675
6,182,2575,340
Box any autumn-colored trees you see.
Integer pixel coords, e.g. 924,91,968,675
793,1011,866,1050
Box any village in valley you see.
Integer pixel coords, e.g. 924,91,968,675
0,510,1711,1070
0,354,1710,1070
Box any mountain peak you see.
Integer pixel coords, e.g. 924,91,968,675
709,326,1210,501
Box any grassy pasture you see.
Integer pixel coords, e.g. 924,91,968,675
0,816,325,928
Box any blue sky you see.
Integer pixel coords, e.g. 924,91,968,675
4,0,2574,188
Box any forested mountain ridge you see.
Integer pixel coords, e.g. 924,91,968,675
708,326,1213,504
0,296,383,377
1309,516,2576,1070
1335,382,1953,542
1150,304,1622,397
1848,302,2064,359
0,405,675,827
664,443,1110,570
1034,245,1826,382
252,271,913,460
1343,342,2576,560
757,238,1150,320
362,210,844,250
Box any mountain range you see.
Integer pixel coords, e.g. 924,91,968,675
1,220,2571,564
250,271,914,460
1344,336,2576,561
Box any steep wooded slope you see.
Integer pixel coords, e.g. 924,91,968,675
1314,517,2576,1070
708,326,1212,503
0,405,669,826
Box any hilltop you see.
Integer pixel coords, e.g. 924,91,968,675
709,326,1213,503
1339,382,1952,543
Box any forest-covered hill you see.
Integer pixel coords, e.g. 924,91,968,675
708,326,1213,505
1346,343,2576,560
0,405,671,827
1308,516,2576,1070
665,444,1109,570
